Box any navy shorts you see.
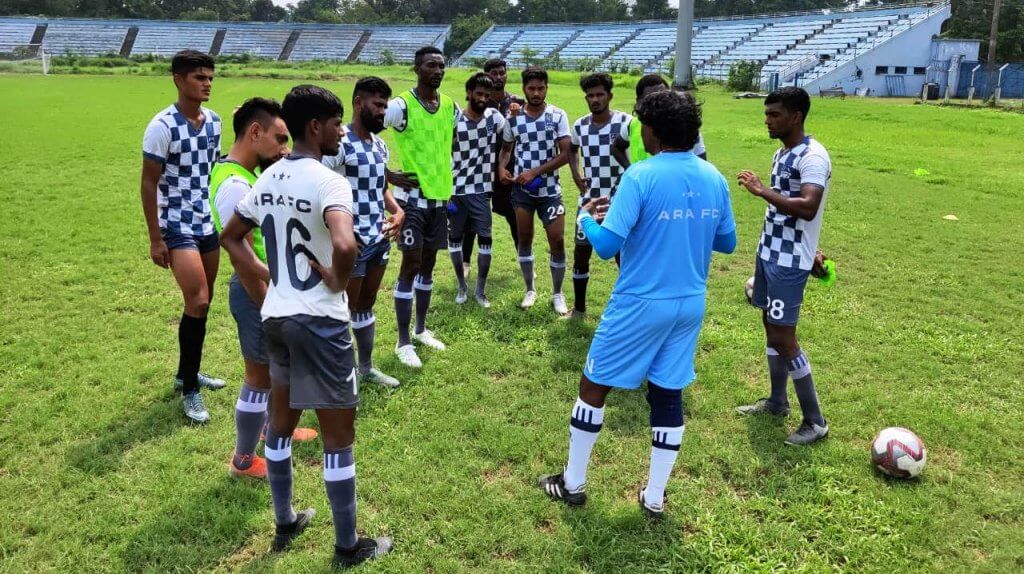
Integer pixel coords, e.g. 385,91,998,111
511,188,565,228
397,202,448,252
263,314,359,410
352,239,390,278
752,257,811,326
161,229,219,253
228,274,267,363
448,193,493,240
584,293,706,390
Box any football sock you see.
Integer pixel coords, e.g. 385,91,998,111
394,277,414,346
550,255,566,295
572,245,591,313
352,311,375,375
324,446,358,550
788,350,825,426
176,313,207,396
518,248,535,292
265,429,297,525
563,397,604,491
414,274,433,335
448,239,467,292
767,346,790,408
476,238,492,297
233,383,269,469
645,382,685,508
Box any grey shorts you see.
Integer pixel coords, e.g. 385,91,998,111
353,239,391,278
752,257,811,327
398,201,448,252
448,193,493,240
511,188,565,228
228,274,267,363
263,314,359,410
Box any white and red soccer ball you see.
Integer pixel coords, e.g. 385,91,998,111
871,427,927,478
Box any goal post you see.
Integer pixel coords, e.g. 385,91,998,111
0,44,50,75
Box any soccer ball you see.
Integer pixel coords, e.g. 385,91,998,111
871,427,927,478
744,276,755,304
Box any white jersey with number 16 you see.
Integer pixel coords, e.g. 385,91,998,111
235,156,354,323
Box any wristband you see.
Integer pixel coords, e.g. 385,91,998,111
577,210,594,226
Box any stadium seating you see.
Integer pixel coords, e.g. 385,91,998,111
357,26,449,63
288,28,364,62
43,20,130,56
219,26,292,59
132,23,219,57
0,18,38,53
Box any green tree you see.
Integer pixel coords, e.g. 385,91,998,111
448,13,493,55
250,0,287,21
632,0,675,20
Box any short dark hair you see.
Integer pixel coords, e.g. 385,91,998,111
465,72,495,92
353,76,392,103
521,67,548,86
765,86,811,120
232,97,282,141
171,49,214,75
635,73,668,99
580,73,613,93
483,58,507,73
281,85,343,141
636,90,701,152
414,46,443,66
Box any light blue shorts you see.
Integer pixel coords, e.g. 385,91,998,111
583,293,706,390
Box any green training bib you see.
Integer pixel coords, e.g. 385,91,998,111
210,160,265,263
393,91,455,201
628,116,653,165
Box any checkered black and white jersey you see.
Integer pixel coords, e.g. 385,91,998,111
322,126,390,246
142,104,222,236
501,104,570,198
453,108,506,196
758,136,831,271
571,110,629,203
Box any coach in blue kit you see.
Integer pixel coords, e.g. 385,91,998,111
537,90,737,518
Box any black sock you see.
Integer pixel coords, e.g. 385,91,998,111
788,350,825,426
476,237,492,297
394,277,414,346
176,313,207,395
572,246,591,313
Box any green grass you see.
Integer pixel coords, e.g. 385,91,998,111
1,68,1023,573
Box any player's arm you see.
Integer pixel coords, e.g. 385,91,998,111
567,144,587,195
140,158,168,267
518,136,570,184
611,134,630,169
220,213,269,306
308,209,357,293
498,139,515,185
737,172,824,221
385,167,419,191
381,187,404,241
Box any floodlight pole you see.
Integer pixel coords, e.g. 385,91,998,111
673,0,695,90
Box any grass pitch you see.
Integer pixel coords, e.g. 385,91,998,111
0,68,1022,573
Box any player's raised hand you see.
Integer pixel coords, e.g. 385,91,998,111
582,196,611,222
737,170,766,196
383,211,404,241
508,102,522,116
149,239,170,268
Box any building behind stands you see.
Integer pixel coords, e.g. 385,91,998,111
0,17,449,64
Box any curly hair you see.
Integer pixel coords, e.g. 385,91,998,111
635,90,701,152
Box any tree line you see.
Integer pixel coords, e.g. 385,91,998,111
1,0,1019,60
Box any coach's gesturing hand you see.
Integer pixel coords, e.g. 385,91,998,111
737,170,768,196
581,196,610,223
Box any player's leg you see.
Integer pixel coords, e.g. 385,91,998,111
394,206,424,367
411,207,446,350
352,255,400,388
515,205,537,307
737,258,792,417
541,199,568,315
169,245,215,422
261,318,312,552
492,184,519,251
447,198,469,303
539,294,661,505
462,229,475,277
473,195,494,308
642,295,704,516
228,274,272,477
572,211,593,316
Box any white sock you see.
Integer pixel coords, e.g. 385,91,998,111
563,397,604,491
644,425,685,507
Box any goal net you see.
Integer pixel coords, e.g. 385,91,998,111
0,44,50,75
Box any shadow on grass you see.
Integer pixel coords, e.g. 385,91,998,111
65,397,182,474
121,477,275,572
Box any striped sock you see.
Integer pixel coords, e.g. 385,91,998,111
449,241,467,292
264,430,297,525
767,346,790,408
518,249,535,292
394,277,414,346
788,350,825,426
645,426,684,507
414,275,433,334
352,311,375,375
563,397,604,491
476,240,492,297
233,383,269,469
550,255,566,295
323,447,358,550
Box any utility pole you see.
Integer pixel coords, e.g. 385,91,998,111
987,0,1002,98
673,0,695,90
